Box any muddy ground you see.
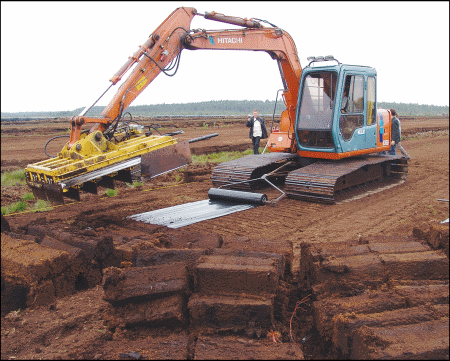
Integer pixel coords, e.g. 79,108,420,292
1,115,449,360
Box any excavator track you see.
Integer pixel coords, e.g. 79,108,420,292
285,154,408,203
211,153,300,190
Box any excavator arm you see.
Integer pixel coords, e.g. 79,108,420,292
69,8,302,150
26,7,303,204
68,7,198,149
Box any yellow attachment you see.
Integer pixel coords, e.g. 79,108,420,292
60,131,120,159
25,131,178,192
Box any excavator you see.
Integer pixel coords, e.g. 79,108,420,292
25,7,407,205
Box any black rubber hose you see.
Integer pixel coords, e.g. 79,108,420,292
44,135,70,158
208,188,267,205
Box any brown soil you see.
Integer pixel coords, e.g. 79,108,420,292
1,115,449,360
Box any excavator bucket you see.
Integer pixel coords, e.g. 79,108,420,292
25,131,192,205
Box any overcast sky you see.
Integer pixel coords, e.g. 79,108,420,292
2,1,449,113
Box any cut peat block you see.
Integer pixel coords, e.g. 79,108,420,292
314,281,449,357
311,253,385,296
102,262,189,303
393,283,449,306
27,224,113,262
188,294,275,334
367,240,431,254
313,290,408,343
39,235,102,290
380,251,449,280
102,263,189,328
221,237,293,276
333,304,450,358
135,247,207,272
350,318,449,360
299,240,377,292
1,275,30,316
429,223,450,257
1,234,71,309
112,231,220,266
301,238,449,298
1,232,102,313
194,335,304,360
209,248,286,280
104,293,187,328
193,255,279,296
2,234,69,284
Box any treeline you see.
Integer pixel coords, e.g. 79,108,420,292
377,102,448,116
1,100,448,119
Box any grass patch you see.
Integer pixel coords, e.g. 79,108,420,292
104,188,119,197
1,169,26,187
192,148,266,164
32,199,52,212
126,180,145,188
1,198,53,215
1,201,27,215
132,181,144,188
21,192,35,201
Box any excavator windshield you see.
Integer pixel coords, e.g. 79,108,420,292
297,71,337,130
296,71,337,148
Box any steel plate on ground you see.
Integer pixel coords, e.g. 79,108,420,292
127,199,257,228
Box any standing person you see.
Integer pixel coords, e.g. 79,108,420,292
389,109,411,160
246,109,268,155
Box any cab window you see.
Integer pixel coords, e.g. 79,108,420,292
298,71,337,131
297,71,337,148
367,76,376,125
339,75,364,141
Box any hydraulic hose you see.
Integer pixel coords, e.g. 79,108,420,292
44,135,70,158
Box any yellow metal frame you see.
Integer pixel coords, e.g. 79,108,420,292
25,130,178,193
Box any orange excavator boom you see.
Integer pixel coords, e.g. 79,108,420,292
27,7,304,204
68,7,302,151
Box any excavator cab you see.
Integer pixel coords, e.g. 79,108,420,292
277,56,407,203
295,57,386,159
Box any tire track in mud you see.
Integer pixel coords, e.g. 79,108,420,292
183,198,327,239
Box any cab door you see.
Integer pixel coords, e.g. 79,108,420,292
365,76,377,148
337,73,377,152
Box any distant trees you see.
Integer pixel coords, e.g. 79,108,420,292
1,100,448,119
376,102,448,116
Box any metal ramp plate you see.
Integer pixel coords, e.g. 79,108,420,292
127,199,257,228
141,140,191,178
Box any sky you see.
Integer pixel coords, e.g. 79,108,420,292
1,1,449,113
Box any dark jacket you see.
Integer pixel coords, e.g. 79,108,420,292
246,116,268,139
391,116,401,143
